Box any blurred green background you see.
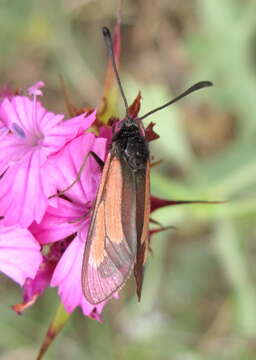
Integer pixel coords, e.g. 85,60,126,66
1,0,256,359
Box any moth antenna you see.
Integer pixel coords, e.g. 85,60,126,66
102,26,129,117
138,81,213,121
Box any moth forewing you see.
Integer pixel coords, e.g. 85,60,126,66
81,149,138,304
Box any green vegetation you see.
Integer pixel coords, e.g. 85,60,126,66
1,1,256,359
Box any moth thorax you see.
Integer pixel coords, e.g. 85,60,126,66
125,136,149,170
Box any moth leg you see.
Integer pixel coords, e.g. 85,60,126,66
49,151,104,199
90,151,105,169
149,218,162,227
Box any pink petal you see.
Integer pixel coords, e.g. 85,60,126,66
57,110,96,135
30,198,85,244
1,96,61,136
0,225,42,286
0,121,9,139
0,149,53,227
43,111,97,154
51,228,106,319
0,134,30,175
0,96,97,177
0,95,81,152
0,95,66,172
48,133,106,205
0,95,95,158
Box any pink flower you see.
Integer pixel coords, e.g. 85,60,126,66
28,132,107,318
51,230,105,319
0,225,42,286
0,82,96,227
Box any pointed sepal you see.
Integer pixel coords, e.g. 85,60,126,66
98,22,121,124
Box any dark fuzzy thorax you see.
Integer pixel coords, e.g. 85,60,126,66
112,119,149,171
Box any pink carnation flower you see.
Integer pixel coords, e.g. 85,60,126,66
0,82,96,228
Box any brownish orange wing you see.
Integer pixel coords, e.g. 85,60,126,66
81,153,137,304
134,161,150,300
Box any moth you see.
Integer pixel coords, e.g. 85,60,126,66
81,26,212,304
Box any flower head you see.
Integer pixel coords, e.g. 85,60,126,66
0,82,96,227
